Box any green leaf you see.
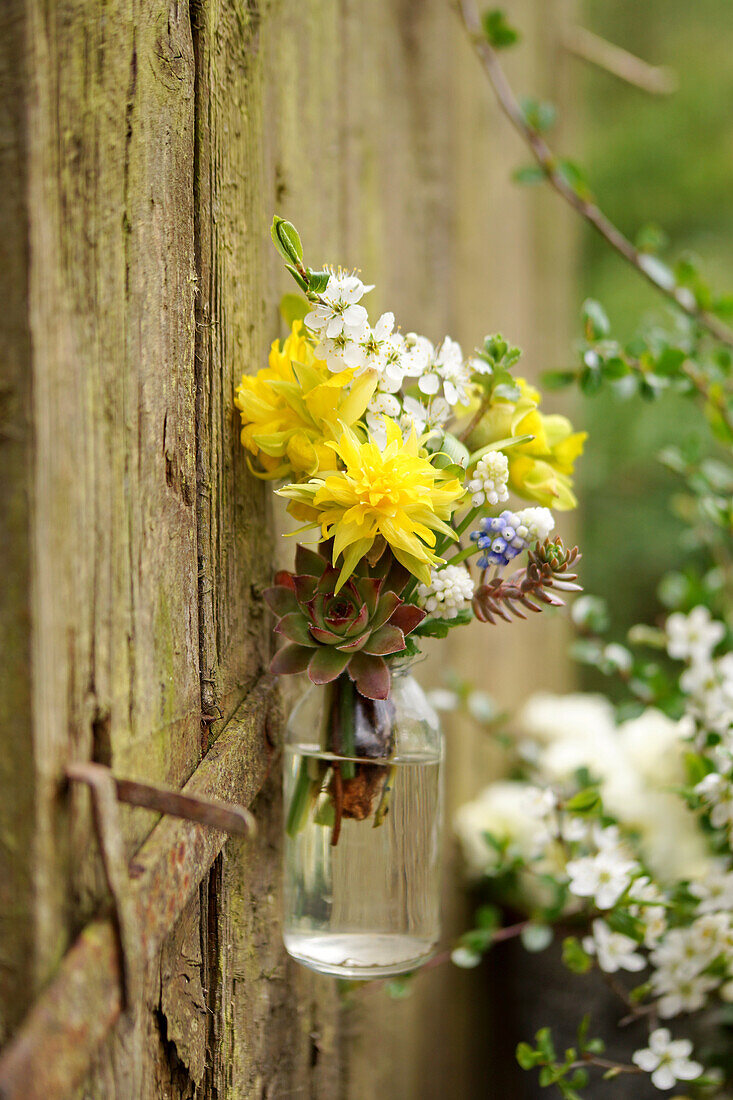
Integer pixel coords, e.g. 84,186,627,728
439,431,470,469
475,904,501,930
481,9,520,49
270,215,303,264
280,293,309,328
542,369,576,390
493,381,522,402
635,223,668,254
520,96,557,134
558,159,593,200
307,268,330,294
535,1028,556,1063
607,909,644,941
513,164,546,186
654,347,686,376
562,936,592,974
516,1042,539,1070
285,264,309,292
601,356,628,380
565,787,602,814
581,298,610,340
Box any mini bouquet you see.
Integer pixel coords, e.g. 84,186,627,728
235,216,586,848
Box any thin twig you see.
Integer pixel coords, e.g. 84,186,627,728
562,25,677,95
454,0,733,352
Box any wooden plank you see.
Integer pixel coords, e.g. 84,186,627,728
0,0,36,1048
0,678,275,1100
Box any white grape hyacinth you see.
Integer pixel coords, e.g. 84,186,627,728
515,506,555,545
632,1029,703,1091
466,451,510,507
417,564,475,620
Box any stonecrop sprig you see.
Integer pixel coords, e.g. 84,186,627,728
237,216,586,698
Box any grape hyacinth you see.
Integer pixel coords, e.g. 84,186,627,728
471,510,528,568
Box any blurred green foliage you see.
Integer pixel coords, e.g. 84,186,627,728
576,0,733,651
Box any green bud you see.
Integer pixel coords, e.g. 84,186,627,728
271,215,304,265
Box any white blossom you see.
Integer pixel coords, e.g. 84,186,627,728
689,864,733,914
400,394,451,439
632,1029,703,1091
666,606,725,664
304,271,372,340
417,565,474,620
315,325,369,373
566,847,637,909
655,971,719,1018
696,772,733,830
351,312,399,376
416,336,473,406
466,451,509,508
582,919,645,973
521,785,557,821
451,946,482,969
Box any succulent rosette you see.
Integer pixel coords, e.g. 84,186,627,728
265,545,425,699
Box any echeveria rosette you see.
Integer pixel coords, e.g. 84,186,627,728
265,545,426,700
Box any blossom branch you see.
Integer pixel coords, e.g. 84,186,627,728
454,0,733,353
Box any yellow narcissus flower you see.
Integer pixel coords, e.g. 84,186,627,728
235,321,377,479
278,419,464,589
468,379,586,509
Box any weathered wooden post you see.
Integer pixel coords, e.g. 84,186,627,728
0,0,574,1095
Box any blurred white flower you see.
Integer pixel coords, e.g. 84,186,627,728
696,772,733,830
689,864,733,914
582,919,645,973
451,946,482,969
632,1029,703,1091
617,709,687,788
566,847,637,909
517,692,616,745
666,605,725,663
426,688,460,712
454,781,552,877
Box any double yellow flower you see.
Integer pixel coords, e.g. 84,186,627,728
235,322,376,479
279,419,464,590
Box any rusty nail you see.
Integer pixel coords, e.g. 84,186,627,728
65,762,144,1010
113,776,256,837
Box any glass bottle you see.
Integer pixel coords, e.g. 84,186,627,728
282,669,443,979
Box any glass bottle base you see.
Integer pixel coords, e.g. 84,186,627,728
283,930,436,979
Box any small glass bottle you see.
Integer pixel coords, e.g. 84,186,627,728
282,669,443,979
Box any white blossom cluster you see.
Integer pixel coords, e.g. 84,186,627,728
303,270,479,439
665,608,733,846
416,564,475,620
452,687,733,1092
